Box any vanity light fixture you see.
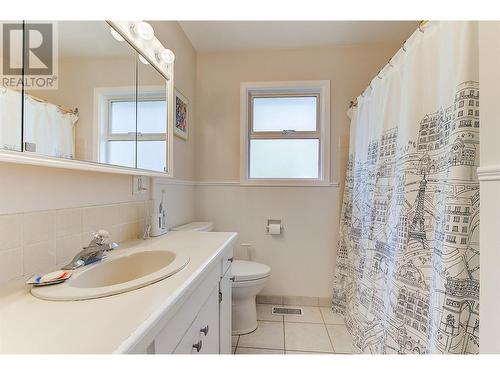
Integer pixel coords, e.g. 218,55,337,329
132,21,155,41
110,28,125,42
160,49,175,64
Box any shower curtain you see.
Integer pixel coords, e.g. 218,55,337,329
0,87,78,158
0,88,22,151
23,95,78,159
333,21,480,354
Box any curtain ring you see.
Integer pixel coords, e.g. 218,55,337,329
369,83,373,91
402,40,407,52
419,23,425,33
388,58,394,68
377,71,383,80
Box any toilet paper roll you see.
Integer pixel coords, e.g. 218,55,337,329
268,223,281,235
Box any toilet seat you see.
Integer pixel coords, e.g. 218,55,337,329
232,260,271,282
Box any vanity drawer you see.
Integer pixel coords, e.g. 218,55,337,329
173,285,220,354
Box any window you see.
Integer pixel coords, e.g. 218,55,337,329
95,86,167,172
240,81,330,184
107,98,166,171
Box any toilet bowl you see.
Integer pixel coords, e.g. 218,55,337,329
231,260,271,335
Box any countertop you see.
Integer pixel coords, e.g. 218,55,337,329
0,231,237,354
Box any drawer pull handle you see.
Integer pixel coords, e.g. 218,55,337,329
193,340,203,352
227,257,234,263
230,276,236,282
200,325,209,336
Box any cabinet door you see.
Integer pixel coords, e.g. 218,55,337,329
174,285,220,354
219,269,233,354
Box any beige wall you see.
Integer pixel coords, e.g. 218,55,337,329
195,43,401,183
478,21,500,353
152,21,197,181
193,43,401,297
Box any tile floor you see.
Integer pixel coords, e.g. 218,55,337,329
232,304,354,354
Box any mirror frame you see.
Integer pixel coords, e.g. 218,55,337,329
0,20,174,178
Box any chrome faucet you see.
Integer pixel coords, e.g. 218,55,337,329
62,230,118,270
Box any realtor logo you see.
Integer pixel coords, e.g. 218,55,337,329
1,22,58,89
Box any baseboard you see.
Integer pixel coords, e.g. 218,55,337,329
256,294,332,307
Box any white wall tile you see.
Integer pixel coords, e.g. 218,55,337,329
23,241,56,276
23,211,55,245
56,234,82,268
0,247,23,283
0,214,23,251
56,208,82,238
82,204,120,233
119,202,144,224
195,185,339,298
0,200,171,284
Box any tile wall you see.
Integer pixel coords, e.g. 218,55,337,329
0,201,150,284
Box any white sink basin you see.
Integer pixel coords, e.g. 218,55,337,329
31,250,190,301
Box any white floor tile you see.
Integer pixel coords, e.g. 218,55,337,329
236,347,284,354
283,305,323,324
232,335,239,346
284,322,333,353
326,325,354,353
285,350,331,354
257,304,283,322
320,307,345,325
238,321,284,350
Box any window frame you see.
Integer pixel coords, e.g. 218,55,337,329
240,80,330,186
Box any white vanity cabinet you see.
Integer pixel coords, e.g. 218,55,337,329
150,246,233,354
219,255,233,354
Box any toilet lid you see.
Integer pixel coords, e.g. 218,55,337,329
232,260,271,282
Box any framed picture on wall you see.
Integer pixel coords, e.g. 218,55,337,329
174,89,189,140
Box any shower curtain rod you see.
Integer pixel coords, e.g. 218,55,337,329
348,20,429,109
2,87,79,115
25,92,79,116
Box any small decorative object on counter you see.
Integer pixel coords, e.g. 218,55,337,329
26,270,73,287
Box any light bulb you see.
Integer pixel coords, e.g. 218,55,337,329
110,28,125,42
138,54,150,65
132,21,154,41
160,49,175,64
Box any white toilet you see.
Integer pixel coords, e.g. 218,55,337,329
231,260,271,335
171,221,271,335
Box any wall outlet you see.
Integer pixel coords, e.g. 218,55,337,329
133,176,150,196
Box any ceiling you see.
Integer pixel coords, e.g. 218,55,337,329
179,21,419,52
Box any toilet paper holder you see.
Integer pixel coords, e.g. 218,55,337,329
266,219,284,235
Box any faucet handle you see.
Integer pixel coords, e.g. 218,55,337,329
92,230,110,245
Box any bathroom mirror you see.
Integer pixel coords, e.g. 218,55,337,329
0,21,23,153
0,21,174,176
136,54,168,172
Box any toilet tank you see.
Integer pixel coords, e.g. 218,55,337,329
171,221,215,232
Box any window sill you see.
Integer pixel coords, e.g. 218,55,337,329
239,179,338,187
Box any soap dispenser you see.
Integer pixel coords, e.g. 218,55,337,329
151,188,168,237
